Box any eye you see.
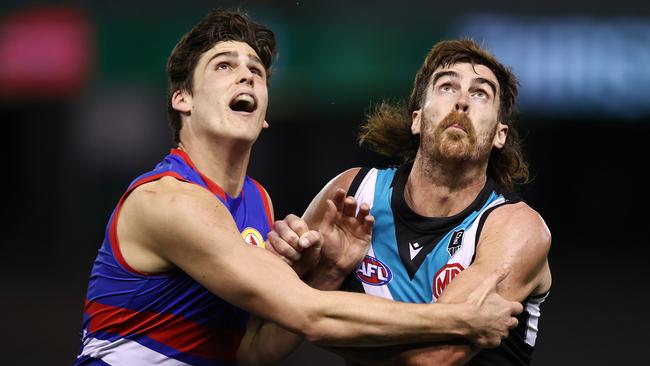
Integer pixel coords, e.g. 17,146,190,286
472,90,488,99
216,62,231,71
439,83,453,93
250,66,264,76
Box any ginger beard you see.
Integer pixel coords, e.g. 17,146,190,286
421,111,496,164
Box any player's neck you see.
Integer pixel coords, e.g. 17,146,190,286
406,154,487,217
178,140,251,197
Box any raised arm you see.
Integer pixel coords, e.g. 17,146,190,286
119,177,522,350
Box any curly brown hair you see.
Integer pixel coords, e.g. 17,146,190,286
359,39,529,190
166,9,277,143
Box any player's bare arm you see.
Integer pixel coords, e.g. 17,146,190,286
240,181,375,365
117,176,522,350
260,169,528,360
298,168,372,287
264,168,369,289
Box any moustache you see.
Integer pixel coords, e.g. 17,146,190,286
438,111,474,134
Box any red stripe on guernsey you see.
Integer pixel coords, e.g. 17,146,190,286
170,148,227,200
250,178,273,227
85,300,243,361
109,171,187,276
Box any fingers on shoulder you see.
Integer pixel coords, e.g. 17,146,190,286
320,168,362,202
304,167,362,225
331,168,363,189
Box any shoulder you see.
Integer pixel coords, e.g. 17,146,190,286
117,176,231,273
477,202,552,297
301,168,363,226
313,167,364,201
326,168,364,192
129,176,215,209
487,202,551,245
124,176,226,234
478,202,551,268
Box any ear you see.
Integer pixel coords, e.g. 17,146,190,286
493,122,508,149
411,109,422,135
171,89,192,113
262,120,269,129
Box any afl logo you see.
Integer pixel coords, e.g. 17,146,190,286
242,227,265,248
432,263,465,301
355,255,392,286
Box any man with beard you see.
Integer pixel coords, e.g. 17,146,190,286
268,39,552,365
73,12,524,366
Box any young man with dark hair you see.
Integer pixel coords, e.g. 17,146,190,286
272,39,552,365
73,12,521,366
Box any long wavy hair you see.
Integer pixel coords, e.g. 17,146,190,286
359,39,529,190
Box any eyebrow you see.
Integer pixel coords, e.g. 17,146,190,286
432,70,459,85
473,77,497,97
208,51,263,66
432,70,498,97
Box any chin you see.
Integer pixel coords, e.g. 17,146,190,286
437,141,473,161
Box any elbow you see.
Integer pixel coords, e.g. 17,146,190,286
275,290,341,345
278,298,330,343
302,324,326,344
294,307,336,344
296,314,330,344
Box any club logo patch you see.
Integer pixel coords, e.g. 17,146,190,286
355,255,393,286
447,230,465,257
242,227,265,248
432,263,465,301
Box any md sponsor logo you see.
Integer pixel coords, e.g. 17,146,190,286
355,255,392,286
432,263,465,301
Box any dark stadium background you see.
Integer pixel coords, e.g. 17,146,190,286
2,1,648,364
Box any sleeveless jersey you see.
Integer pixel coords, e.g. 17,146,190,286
342,164,548,365
74,149,272,366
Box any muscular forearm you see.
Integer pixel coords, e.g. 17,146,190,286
237,280,472,348
299,291,472,346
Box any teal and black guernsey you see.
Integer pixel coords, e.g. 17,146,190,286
342,163,549,365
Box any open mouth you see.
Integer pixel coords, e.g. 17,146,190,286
229,93,257,113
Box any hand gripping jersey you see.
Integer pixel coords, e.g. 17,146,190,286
342,164,548,365
74,149,272,366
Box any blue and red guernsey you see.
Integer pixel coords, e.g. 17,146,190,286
74,149,272,366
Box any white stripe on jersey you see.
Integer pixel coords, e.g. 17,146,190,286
352,168,392,299
353,168,378,215
524,293,549,346
79,336,191,366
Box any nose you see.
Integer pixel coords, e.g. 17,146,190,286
455,93,469,113
237,67,254,86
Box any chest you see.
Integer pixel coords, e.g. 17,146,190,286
354,185,505,303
